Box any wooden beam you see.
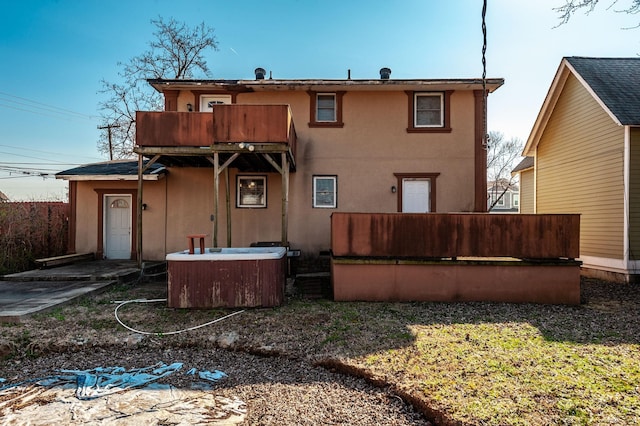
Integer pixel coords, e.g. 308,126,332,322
225,167,231,247
281,152,289,247
213,152,219,248
137,154,143,267
135,143,289,156
262,153,283,174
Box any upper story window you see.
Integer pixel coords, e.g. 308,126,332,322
200,95,232,111
406,90,453,133
308,91,345,128
415,93,443,127
316,94,336,122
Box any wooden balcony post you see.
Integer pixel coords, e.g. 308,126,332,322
213,152,219,248
282,152,289,247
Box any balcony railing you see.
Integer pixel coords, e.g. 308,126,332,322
135,105,297,157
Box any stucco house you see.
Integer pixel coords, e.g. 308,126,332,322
57,68,503,264
517,57,640,282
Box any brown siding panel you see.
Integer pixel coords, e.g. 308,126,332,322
136,111,214,147
167,257,286,308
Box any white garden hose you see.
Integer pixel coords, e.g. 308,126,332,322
113,298,244,336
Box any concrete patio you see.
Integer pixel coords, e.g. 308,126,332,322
0,261,165,323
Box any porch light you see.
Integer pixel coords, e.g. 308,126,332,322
187,103,193,112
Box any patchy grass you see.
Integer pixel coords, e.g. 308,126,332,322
1,278,640,425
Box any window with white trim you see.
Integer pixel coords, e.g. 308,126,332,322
513,194,520,207
316,94,336,122
313,176,337,208
237,176,266,208
414,93,443,127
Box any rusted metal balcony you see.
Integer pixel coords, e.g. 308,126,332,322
135,104,296,170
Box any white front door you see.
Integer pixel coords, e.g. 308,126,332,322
105,195,131,259
200,95,232,111
402,179,430,213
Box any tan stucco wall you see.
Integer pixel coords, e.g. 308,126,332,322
221,90,478,255
73,179,167,260
535,74,625,260
73,87,482,260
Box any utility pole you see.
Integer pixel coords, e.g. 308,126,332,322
98,123,120,160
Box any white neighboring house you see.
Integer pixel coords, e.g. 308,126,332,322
487,179,519,213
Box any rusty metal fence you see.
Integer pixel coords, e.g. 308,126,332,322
331,213,580,260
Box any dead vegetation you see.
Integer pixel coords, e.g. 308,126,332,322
1,278,640,425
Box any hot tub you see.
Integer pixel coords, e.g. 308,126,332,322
166,247,287,308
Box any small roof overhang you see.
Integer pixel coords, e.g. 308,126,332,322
147,78,505,94
55,160,167,181
511,156,534,176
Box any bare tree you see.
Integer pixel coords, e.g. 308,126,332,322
97,17,218,159
555,0,640,25
486,131,524,211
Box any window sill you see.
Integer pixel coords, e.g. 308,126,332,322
309,122,344,128
406,127,452,133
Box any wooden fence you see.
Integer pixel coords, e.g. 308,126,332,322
0,202,70,274
331,212,580,259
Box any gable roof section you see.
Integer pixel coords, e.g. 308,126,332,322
524,57,640,156
56,160,167,181
566,57,640,125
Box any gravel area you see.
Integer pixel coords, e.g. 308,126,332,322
1,346,429,425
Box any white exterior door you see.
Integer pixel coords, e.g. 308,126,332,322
105,195,131,259
200,95,231,111
402,179,430,213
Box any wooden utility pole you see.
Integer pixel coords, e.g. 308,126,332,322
98,124,120,160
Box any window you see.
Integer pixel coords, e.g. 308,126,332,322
513,194,520,207
237,176,266,208
313,176,337,208
415,93,443,127
200,95,232,111
316,94,336,122
308,91,344,127
406,90,452,133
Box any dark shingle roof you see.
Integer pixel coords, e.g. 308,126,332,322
566,57,640,125
56,160,166,177
512,156,534,173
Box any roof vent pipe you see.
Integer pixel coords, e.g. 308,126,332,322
380,67,391,80
254,67,266,80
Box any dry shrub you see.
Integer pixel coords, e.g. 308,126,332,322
0,202,69,274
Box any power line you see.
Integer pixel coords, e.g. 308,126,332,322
0,144,104,163
0,91,96,121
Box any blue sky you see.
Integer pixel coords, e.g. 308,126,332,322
1,0,637,200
